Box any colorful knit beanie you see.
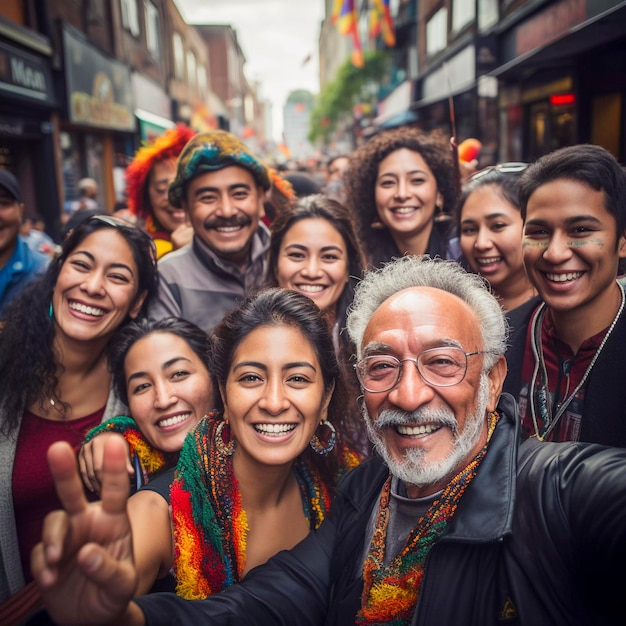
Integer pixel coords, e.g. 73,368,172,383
168,130,271,208
126,124,196,220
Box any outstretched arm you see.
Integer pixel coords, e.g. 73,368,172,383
31,438,145,625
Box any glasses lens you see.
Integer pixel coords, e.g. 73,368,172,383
357,355,401,392
497,162,528,173
470,162,528,182
418,347,467,386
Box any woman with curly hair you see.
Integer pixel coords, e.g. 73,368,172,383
0,215,157,618
126,124,196,259
346,127,460,268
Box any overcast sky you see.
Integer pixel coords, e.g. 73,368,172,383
175,0,326,141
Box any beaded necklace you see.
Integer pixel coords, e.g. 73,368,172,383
171,415,332,600
357,411,499,625
529,283,625,441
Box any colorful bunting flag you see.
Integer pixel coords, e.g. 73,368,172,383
334,0,364,67
372,0,395,47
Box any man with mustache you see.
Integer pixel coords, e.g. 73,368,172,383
32,257,626,625
148,130,271,333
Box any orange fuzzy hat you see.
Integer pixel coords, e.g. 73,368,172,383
126,124,196,219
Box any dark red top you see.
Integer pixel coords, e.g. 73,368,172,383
13,406,104,582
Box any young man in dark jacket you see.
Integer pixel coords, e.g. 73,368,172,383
32,257,626,625
504,144,626,446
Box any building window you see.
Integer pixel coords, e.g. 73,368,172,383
426,8,447,57
187,50,197,92
173,33,185,79
197,65,207,100
478,0,499,31
120,0,139,37
144,1,160,59
452,0,475,32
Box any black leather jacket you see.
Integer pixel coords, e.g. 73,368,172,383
136,393,626,625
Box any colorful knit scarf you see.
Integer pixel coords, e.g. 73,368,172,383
171,416,333,599
357,412,499,625
83,415,178,480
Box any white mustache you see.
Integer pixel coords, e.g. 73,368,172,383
374,407,457,433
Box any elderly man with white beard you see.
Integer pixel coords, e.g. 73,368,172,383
31,257,626,626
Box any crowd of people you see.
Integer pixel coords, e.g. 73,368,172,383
1,122,626,625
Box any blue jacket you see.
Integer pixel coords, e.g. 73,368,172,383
0,236,48,315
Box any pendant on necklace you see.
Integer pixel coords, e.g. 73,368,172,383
49,398,55,407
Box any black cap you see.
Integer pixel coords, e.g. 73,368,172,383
0,169,21,203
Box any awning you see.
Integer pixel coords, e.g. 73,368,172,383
135,109,175,141
378,109,419,129
490,2,626,79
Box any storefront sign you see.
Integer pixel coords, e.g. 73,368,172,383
63,25,135,132
0,40,55,106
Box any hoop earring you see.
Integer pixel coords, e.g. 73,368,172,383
215,420,235,457
309,419,336,456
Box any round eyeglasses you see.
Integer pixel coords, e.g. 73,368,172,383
355,347,490,392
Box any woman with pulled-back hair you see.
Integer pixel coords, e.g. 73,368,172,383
346,127,459,268
78,317,217,496
266,194,366,361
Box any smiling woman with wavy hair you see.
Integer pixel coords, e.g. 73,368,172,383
346,127,459,268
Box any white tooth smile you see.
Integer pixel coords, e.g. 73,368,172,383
546,272,583,282
157,413,191,428
254,423,296,436
297,284,325,293
396,424,440,436
69,302,105,317
392,207,416,214
217,225,242,232
476,257,501,265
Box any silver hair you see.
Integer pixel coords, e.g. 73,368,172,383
346,256,508,369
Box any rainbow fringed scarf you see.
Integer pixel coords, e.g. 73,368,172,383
170,415,333,600
83,415,178,480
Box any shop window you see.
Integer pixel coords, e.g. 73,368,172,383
426,8,447,57
173,33,185,80
120,0,139,37
144,1,160,59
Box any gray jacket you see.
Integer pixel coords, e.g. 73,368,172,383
149,226,270,334
0,390,127,602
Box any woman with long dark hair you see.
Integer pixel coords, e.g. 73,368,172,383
0,214,157,613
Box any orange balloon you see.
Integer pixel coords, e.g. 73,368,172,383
458,138,482,162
